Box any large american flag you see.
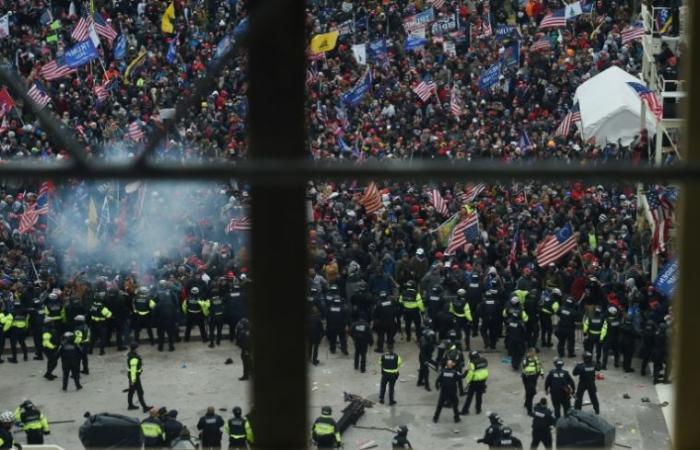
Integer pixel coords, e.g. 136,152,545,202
536,223,578,267
459,183,485,204
412,80,437,102
41,59,77,81
446,211,479,255
621,21,645,45
359,182,383,215
71,14,93,41
555,104,581,137
93,12,117,43
18,182,51,234
627,82,662,120
429,189,448,216
450,85,462,118
27,81,50,109
530,37,551,52
226,216,251,233
646,186,674,254
127,121,144,141
539,9,567,29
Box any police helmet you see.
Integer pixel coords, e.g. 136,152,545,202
21,400,34,409
158,280,167,289
488,412,501,422
138,286,149,295
552,288,562,297
554,359,564,368
469,351,480,360
191,287,200,295
74,315,85,322
457,288,466,296
321,406,332,415
608,306,618,315
502,427,512,437
397,425,408,435
49,292,59,300
233,406,242,417
0,411,14,423
583,351,593,362
510,296,519,306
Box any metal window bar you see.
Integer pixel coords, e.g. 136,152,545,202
0,1,696,448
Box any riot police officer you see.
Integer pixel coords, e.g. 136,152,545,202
225,406,252,449
619,316,638,373
521,348,543,416
652,322,669,384
582,306,607,366
379,344,402,405
41,320,59,380
183,287,209,342
478,290,501,350
392,425,412,449
326,297,349,355
530,398,555,450
311,406,340,449
466,273,483,338
132,287,155,345
439,330,465,371
556,297,578,358
235,318,252,380
373,291,399,353
350,314,373,372
417,327,437,391
29,295,47,360
505,310,527,371
58,332,83,391
449,289,473,350
399,280,424,342
433,359,463,423
461,351,488,415
89,292,112,355
307,306,324,365
152,281,178,352
539,289,560,348
8,299,30,362
602,306,621,370
573,352,600,414
208,294,226,347
73,315,91,374
523,289,540,349
425,286,445,319
477,413,503,447
639,319,657,376
544,359,575,419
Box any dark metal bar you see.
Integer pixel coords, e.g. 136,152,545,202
0,160,698,183
247,0,308,446
674,2,699,448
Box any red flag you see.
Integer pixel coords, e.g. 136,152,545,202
0,87,16,118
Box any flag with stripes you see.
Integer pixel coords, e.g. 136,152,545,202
127,121,144,141
481,13,492,37
646,186,672,254
627,82,662,120
71,14,92,41
539,9,567,29
621,21,645,45
226,216,251,233
429,189,448,216
94,82,109,102
530,37,551,52
41,58,77,80
412,80,436,101
18,182,51,234
460,183,485,204
450,85,462,118
359,182,383,215
446,211,479,254
536,223,578,267
555,103,581,136
27,81,51,109
93,12,117,43
431,0,445,9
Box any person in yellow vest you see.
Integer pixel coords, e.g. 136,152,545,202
583,306,608,367
521,347,544,416
183,287,210,342
225,406,253,449
449,289,473,350
0,300,13,363
461,351,489,415
399,280,424,342
311,406,341,448
8,300,29,363
42,319,60,380
127,343,152,412
89,292,112,356
141,408,166,448
379,343,402,405
14,400,49,444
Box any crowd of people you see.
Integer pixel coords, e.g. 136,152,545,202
0,0,684,448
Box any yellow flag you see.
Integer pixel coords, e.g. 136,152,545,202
161,2,175,34
87,197,98,250
310,30,339,54
123,49,147,84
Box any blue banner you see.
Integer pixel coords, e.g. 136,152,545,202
431,13,458,35
166,39,177,64
342,68,372,107
405,34,428,51
655,259,679,298
478,63,501,91
64,39,99,69
495,24,518,40
114,34,127,60
367,38,388,60
403,7,435,32
500,41,520,68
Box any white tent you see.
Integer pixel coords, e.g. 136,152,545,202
573,66,657,146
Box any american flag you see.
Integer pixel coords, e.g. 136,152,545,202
412,80,437,102
225,216,251,233
18,182,51,234
450,85,462,118
429,189,448,216
27,81,51,109
93,12,117,43
359,182,383,215
508,227,520,267
431,0,445,9
627,82,662,121
536,223,578,267
530,37,551,52
460,183,485,204
94,83,109,102
127,121,144,141
539,9,567,29
446,211,479,255
621,21,645,45
555,104,581,136
481,13,492,37
71,14,92,41
646,186,674,254
41,59,77,81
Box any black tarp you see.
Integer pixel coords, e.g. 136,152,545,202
556,409,616,448
79,413,143,449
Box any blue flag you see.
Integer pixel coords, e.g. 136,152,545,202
405,34,428,51
495,24,518,40
234,17,249,39
478,63,501,91
517,130,531,152
342,68,372,107
64,39,100,69
337,136,352,153
114,34,127,60
655,259,678,298
500,41,520,68
367,38,388,61
166,39,177,64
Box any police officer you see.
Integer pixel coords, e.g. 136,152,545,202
521,348,543,415
225,407,251,449
58,331,83,391
226,278,248,339
43,292,65,335
163,410,183,447
197,406,224,449
531,398,555,449
619,316,638,373
89,292,112,355
0,300,10,363
127,342,151,412
544,359,576,419
417,327,437,391
433,359,463,423
326,296,349,355
311,406,341,448
73,315,91,374
29,295,46,361
539,289,560,348
235,318,252,380
208,294,226,347
399,280,424,342
555,297,577,358
0,411,17,449
8,300,29,363
373,291,398,353
652,322,669,384
141,408,166,448
467,273,483,338
42,319,59,380
639,319,657,377
392,425,412,449
425,286,445,319
477,413,503,447
478,289,501,350
583,306,607,366
496,427,523,449
65,296,87,332
462,351,488,415
439,330,465,371
602,306,621,370
105,286,128,351
450,289,473,350
505,310,527,371
573,352,600,414
350,314,373,372
132,287,155,345
379,343,402,405
503,296,529,323
524,289,540,349
183,287,210,342
153,281,178,352
14,400,49,444
307,306,324,365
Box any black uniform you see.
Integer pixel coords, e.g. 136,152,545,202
105,289,128,350
30,297,47,359
619,318,638,372
478,294,501,349
42,325,59,379
531,403,555,449
9,302,29,361
523,292,540,349
555,301,578,358
127,349,149,410
573,360,599,414
307,308,324,365
0,424,15,449
495,433,523,448
602,311,621,369
350,318,373,372
163,415,184,446
226,415,250,449
652,323,669,384
132,293,155,345
153,288,178,351
417,329,436,390
505,316,527,370
379,350,401,404
639,320,657,376
583,312,607,365
58,339,83,390
208,295,226,347
449,294,471,350
373,296,399,352
226,286,247,340
433,366,463,423
538,293,559,347
392,429,412,449
197,411,224,448
477,422,503,447
88,299,111,355
183,295,208,342
235,320,252,380
326,299,349,355
425,288,445,319
467,276,483,338
544,367,576,418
